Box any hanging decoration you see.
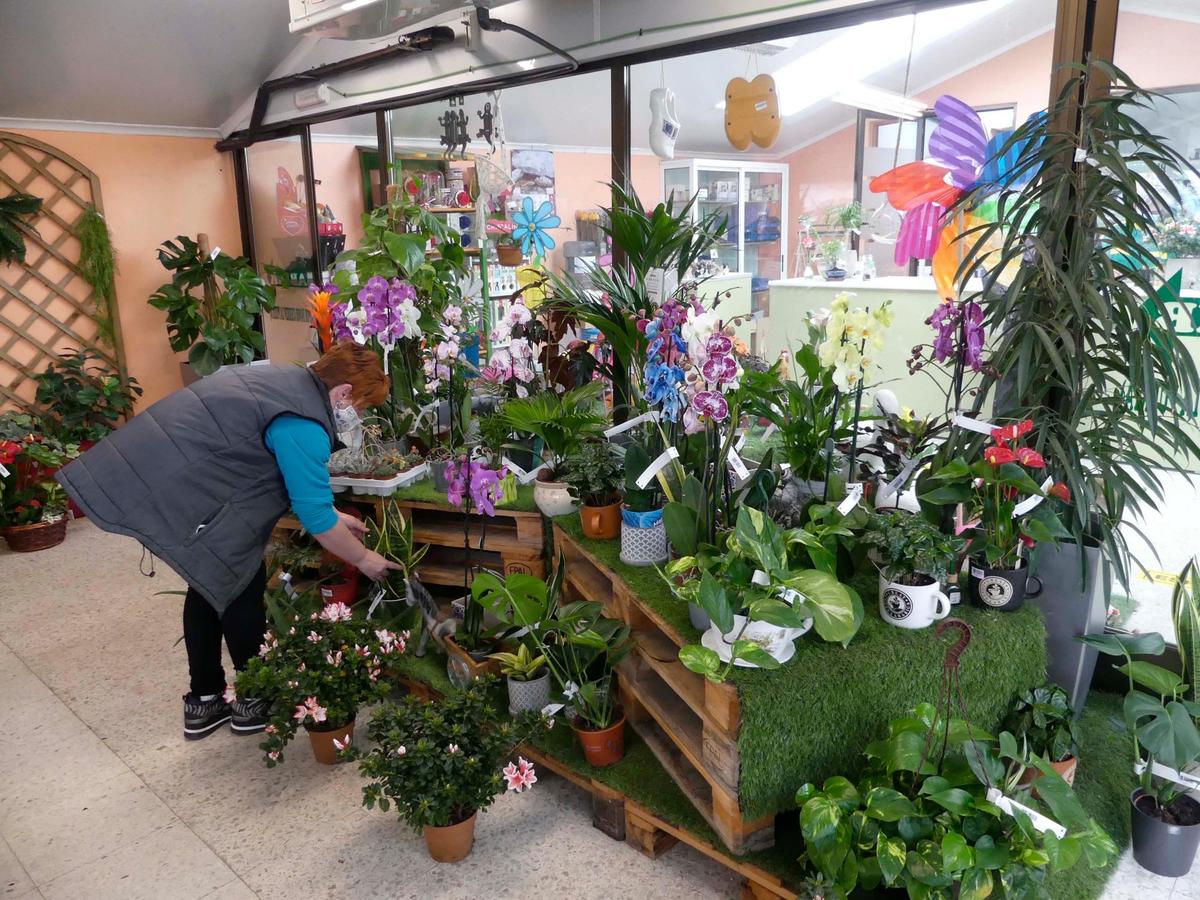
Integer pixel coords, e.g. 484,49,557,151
868,95,1045,298
511,197,559,260
649,75,680,160
276,168,306,237
723,73,780,151
438,96,470,159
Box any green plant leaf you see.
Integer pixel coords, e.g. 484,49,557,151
1132,697,1200,771
663,501,698,557
1078,631,1165,657
941,831,974,872
785,569,859,643
877,832,907,885
678,645,723,680
926,788,974,816
731,639,781,670
959,866,994,900
973,835,1009,870
698,572,734,635
1118,660,1185,698
864,787,919,822
822,776,860,814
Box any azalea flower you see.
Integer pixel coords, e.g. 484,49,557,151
447,743,461,755
325,650,343,667
268,751,280,761
394,745,407,757
983,446,1017,466
265,725,276,734
222,685,237,704
318,602,353,623
503,757,538,792
306,631,321,643
332,735,352,751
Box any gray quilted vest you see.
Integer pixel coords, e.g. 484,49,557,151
57,364,338,613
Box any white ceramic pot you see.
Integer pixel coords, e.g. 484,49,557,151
874,477,921,513
878,576,951,630
700,614,811,668
533,477,578,518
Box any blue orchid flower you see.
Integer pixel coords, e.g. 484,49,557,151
511,197,560,258
645,360,685,422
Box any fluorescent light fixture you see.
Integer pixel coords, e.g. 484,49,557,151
715,100,726,110
832,84,927,119
294,83,333,110
341,0,381,11
774,0,1013,117
518,59,537,70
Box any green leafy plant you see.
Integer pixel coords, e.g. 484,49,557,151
235,599,408,766
1003,683,1079,764
476,409,513,466
663,506,861,683
472,560,633,730
0,434,77,527
861,510,964,586
796,703,1116,898
621,442,659,513
564,440,622,507
1079,630,1200,816
365,499,430,605
148,236,277,376
1171,556,1200,703
488,643,547,681
499,380,608,479
0,192,42,264
948,63,1200,586
825,200,863,234
34,350,142,443
342,678,549,831
77,205,117,343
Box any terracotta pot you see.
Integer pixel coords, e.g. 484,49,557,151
1,518,67,552
496,245,523,266
319,569,361,605
423,811,478,862
1017,755,1078,794
580,500,621,540
572,712,626,767
306,719,355,765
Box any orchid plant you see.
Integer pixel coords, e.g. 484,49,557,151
480,297,543,399
444,454,509,650
235,595,408,767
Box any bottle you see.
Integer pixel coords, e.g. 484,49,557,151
863,254,876,281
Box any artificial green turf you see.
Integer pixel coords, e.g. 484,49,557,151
381,478,539,512
553,516,1047,820
389,645,455,696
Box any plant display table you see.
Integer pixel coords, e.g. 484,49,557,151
552,516,1049,853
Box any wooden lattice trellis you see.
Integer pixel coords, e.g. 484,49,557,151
0,130,126,412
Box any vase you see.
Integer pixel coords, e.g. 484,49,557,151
572,712,626,767
306,719,355,765
618,507,668,567
506,671,550,715
1131,790,1200,877
423,811,478,862
968,558,1041,612
532,474,577,518
580,500,621,540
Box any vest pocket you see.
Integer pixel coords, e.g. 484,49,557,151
186,503,232,545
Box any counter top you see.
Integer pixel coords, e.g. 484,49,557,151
769,275,947,292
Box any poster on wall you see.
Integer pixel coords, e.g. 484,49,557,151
510,149,555,210
276,167,306,236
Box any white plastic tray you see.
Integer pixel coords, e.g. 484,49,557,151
329,462,429,495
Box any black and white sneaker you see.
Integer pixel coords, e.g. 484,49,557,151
230,696,271,735
183,693,231,741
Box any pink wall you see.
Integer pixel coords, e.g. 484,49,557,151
3,129,240,409
1115,13,1200,89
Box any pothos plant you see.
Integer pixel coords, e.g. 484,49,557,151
662,506,862,683
796,703,1116,899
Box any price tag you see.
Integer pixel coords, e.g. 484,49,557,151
970,565,986,579
1134,759,1200,792
645,268,665,305
635,446,679,490
728,448,750,481
779,461,791,473
0,462,9,478
986,788,1066,838
209,246,221,260
878,455,922,501
541,702,565,717
836,483,864,516
1013,476,1054,517
604,410,658,438
760,422,778,441
734,431,747,453
953,412,997,435
751,569,770,587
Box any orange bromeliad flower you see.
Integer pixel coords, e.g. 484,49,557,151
308,283,339,353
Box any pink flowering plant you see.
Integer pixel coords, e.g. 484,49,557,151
235,597,408,767
341,677,550,831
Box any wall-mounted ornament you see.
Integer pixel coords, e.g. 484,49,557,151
476,102,497,152
649,87,680,160
438,96,470,159
724,74,780,151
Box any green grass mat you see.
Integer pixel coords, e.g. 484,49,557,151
553,515,1047,820
381,478,539,512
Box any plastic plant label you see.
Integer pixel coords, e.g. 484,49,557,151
986,788,1066,838
970,566,985,579
636,446,679,490
1013,477,1054,517
645,268,665,305
501,456,529,479
604,410,658,438
734,431,747,452
878,455,921,501
952,412,997,435
760,422,778,441
209,246,221,260
1134,759,1200,792
728,448,751,481
0,462,8,478
836,483,865,516
541,702,565,717
780,461,791,473
366,587,389,618
751,569,770,587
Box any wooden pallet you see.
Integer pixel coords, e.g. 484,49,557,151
553,524,773,855
392,675,794,900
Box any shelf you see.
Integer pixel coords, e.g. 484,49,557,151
425,206,475,214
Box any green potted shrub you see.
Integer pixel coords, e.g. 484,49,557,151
235,596,407,766
861,510,963,630
1080,631,1200,876
618,442,669,567
488,642,550,716
148,235,277,379
1004,683,1080,787
34,350,142,446
499,380,607,517
564,440,623,540
343,678,549,862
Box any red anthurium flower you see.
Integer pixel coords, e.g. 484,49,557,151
992,419,1035,445
1015,447,1045,469
1049,481,1071,502
983,446,1017,466
1019,533,1036,548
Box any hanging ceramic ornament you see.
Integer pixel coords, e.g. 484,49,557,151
649,87,680,159
724,74,780,150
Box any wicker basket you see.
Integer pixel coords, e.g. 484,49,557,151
1,518,68,552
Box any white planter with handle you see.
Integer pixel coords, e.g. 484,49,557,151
533,476,577,518
878,576,951,630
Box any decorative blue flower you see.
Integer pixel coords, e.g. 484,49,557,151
645,361,686,422
511,197,560,258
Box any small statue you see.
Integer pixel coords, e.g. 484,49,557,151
477,102,495,151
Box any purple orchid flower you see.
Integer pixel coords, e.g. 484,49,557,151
701,354,737,385
706,334,733,356
446,459,508,517
928,299,985,372
693,390,729,422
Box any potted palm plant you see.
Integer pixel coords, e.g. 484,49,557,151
861,510,962,630
499,380,608,517
343,678,548,862
564,440,623,540
487,643,550,715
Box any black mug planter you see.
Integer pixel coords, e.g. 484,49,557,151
968,559,1042,612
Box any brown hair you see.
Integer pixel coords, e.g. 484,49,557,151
312,341,388,408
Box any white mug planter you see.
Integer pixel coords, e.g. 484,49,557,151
878,575,951,630
699,614,812,668
533,475,578,518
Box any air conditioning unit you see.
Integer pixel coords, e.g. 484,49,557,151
288,0,512,40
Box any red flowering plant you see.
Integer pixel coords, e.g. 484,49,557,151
235,593,408,767
919,418,1071,569
0,435,73,528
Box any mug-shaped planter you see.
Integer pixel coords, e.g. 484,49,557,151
618,507,668,567
533,475,577,518
878,576,951,630
580,501,621,540
968,558,1041,612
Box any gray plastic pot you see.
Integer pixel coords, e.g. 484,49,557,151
1131,789,1200,877
688,602,711,630
507,671,551,716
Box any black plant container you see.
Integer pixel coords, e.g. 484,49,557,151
1131,790,1200,877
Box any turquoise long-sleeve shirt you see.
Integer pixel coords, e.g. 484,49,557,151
264,415,337,535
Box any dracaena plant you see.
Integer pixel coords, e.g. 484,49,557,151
946,63,1200,586
796,704,1116,899
662,506,861,683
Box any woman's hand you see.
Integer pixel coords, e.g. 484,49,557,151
355,548,401,581
337,510,367,539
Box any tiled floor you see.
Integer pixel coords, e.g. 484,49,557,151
0,520,1195,899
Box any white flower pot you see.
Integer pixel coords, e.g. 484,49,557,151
618,508,668,567
878,576,951,630
874,477,921,513
699,614,810,668
533,478,577,518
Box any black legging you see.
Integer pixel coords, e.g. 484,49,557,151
183,564,267,697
